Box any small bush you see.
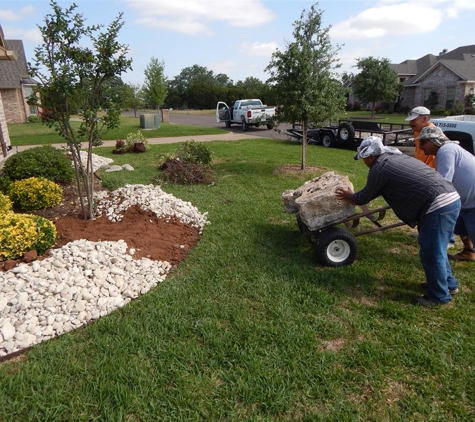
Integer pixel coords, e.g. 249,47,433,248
156,141,215,184
8,177,63,211
0,213,56,260
175,140,214,166
125,130,149,151
27,115,41,123
157,159,214,184
1,145,74,187
0,193,13,214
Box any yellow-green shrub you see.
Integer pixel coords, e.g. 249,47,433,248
0,213,57,260
0,193,13,214
8,177,63,211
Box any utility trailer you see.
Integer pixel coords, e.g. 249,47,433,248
281,119,414,148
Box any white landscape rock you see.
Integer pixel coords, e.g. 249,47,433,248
0,183,209,357
282,171,355,231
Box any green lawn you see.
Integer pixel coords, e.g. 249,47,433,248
1,138,474,421
7,115,227,146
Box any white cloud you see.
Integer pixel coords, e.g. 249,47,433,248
0,6,34,21
444,0,475,18
126,0,275,35
2,26,42,43
134,17,212,36
239,41,278,58
330,4,442,40
208,59,237,76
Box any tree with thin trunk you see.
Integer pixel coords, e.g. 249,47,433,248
353,57,402,117
124,83,144,117
265,3,346,170
29,0,132,220
142,57,167,111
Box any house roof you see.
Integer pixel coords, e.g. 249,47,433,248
0,39,38,88
391,45,475,86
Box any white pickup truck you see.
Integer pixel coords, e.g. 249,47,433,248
216,99,276,131
432,115,475,154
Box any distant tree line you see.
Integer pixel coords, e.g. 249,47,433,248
110,64,274,112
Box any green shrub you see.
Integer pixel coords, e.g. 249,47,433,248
8,177,63,211
0,212,56,260
125,130,149,150
156,141,215,185
0,193,13,214
27,115,41,123
175,140,214,166
1,145,74,187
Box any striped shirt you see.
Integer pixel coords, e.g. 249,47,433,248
352,153,459,227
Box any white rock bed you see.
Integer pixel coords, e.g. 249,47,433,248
77,150,114,172
0,181,209,358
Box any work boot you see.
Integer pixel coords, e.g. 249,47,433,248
448,249,475,262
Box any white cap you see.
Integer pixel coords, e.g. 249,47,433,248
405,106,431,121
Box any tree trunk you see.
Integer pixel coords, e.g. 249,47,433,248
301,120,307,171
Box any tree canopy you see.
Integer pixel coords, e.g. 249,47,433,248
142,57,167,110
353,57,402,116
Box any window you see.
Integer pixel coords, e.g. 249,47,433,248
423,88,432,108
25,87,38,115
446,86,455,109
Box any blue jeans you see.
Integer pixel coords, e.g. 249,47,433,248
418,199,461,303
454,207,475,251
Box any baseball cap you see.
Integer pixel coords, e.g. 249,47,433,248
414,125,457,147
405,106,431,121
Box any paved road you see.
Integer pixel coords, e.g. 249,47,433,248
168,111,291,141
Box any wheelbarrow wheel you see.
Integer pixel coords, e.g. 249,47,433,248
314,227,358,267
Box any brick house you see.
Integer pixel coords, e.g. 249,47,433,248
0,27,39,124
0,26,39,166
393,45,475,111
347,45,475,112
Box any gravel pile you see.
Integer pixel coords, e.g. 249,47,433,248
95,184,209,232
0,181,209,358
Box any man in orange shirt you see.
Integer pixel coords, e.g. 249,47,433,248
405,106,436,168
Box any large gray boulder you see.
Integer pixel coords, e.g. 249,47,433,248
282,171,355,231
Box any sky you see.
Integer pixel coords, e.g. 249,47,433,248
1,0,475,86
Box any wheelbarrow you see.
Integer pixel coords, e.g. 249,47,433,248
296,205,406,267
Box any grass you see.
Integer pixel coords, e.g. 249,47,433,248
1,138,475,421
7,115,227,147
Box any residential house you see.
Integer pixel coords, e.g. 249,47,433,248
347,45,475,112
393,45,475,111
0,26,39,166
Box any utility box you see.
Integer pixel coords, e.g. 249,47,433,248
139,114,161,129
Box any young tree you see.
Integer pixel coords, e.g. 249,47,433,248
123,83,144,117
265,3,346,170
29,0,132,219
142,57,167,111
353,57,402,117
